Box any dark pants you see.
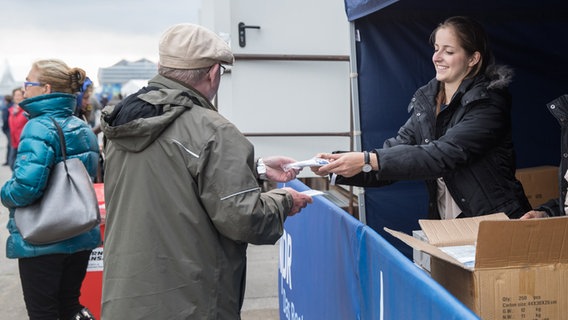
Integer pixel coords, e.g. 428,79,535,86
18,250,92,320
3,130,10,164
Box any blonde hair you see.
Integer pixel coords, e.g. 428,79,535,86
32,59,87,94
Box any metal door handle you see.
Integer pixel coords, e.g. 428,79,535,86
238,22,261,47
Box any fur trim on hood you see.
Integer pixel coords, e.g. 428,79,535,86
486,65,514,90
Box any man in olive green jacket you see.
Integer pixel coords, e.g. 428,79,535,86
100,23,312,319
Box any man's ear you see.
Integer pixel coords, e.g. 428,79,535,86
208,64,219,83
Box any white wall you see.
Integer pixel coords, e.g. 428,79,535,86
202,0,353,177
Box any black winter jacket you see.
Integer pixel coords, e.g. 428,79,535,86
338,66,531,219
536,94,568,217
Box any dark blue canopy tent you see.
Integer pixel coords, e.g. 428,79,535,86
344,0,568,257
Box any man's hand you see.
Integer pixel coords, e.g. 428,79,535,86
282,187,313,216
263,156,302,182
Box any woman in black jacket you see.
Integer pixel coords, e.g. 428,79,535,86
313,16,531,219
522,95,568,219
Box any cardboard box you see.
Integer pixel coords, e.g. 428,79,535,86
412,230,430,273
515,166,559,208
385,213,568,319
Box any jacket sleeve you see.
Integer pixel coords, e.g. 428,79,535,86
1,120,56,208
197,122,293,245
376,93,510,181
333,111,420,187
333,99,426,187
334,170,394,187
384,113,420,148
536,198,563,217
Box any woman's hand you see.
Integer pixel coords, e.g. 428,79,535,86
311,152,366,178
519,210,549,219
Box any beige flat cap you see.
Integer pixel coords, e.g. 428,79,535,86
159,23,234,70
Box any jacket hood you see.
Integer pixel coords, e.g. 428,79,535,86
19,93,76,119
101,75,212,153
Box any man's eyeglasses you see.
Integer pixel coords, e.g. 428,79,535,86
208,64,226,76
24,81,42,89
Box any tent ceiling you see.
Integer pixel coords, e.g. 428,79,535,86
344,0,398,21
344,0,567,21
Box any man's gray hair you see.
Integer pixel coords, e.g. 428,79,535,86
158,65,210,87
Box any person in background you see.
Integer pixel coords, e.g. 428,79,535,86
1,94,12,165
74,77,104,182
521,94,568,219
88,90,102,127
7,88,27,171
312,16,531,220
100,23,313,319
1,59,100,320
74,77,102,129
74,77,95,125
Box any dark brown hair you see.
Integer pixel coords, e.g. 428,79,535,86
430,16,495,78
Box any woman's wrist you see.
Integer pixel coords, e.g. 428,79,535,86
370,150,379,170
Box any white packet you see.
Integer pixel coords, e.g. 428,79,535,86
284,157,330,171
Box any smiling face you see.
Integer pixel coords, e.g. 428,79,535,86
432,26,480,89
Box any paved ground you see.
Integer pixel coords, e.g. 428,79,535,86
0,133,28,319
0,133,280,319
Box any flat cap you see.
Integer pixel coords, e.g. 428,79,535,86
159,23,234,70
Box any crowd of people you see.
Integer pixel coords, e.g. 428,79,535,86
0,16,565,320
0,22,314,320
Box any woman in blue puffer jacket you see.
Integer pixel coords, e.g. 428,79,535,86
1,59,100,320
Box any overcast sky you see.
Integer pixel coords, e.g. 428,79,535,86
0,0,202,85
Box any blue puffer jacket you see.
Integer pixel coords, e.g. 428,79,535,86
1,93,101,259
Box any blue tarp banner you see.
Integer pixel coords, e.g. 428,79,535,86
278,180,479,319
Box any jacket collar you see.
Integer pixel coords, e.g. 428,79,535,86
19,93,76,119
148,75,215,112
